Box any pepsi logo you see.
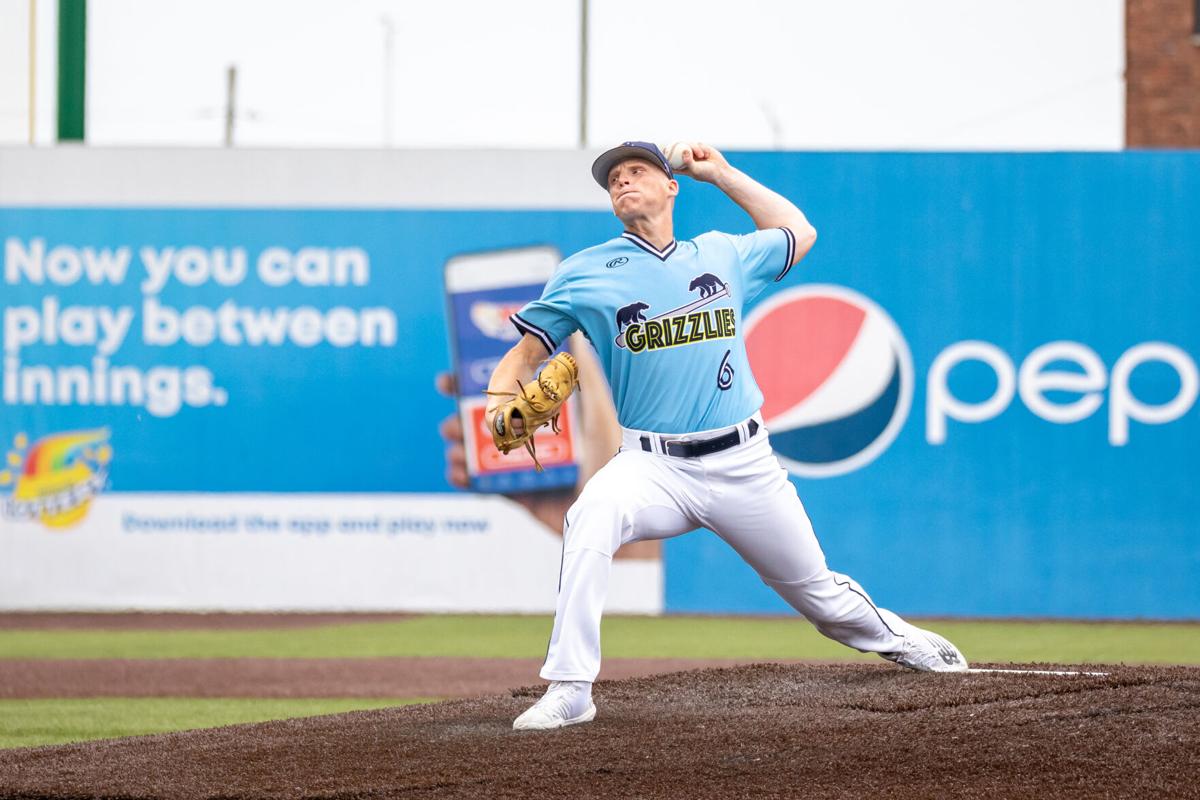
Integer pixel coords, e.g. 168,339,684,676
745,285,913,478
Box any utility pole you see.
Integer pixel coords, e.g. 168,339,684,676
760,101,784,149
579,0,588,148
224,65,237,147
381,15,395,147
28,0,36,144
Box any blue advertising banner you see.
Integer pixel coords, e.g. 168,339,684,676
667,153,1199,619
1,209,613,496
2,152,1197,617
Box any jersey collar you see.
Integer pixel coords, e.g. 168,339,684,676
622,231,678,261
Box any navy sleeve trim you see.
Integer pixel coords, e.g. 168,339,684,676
511,313,556,355
774,226,797,282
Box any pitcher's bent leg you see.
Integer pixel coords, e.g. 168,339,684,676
706,441,906,655
762,569,906,653
540,531,617,681
540,451,696,682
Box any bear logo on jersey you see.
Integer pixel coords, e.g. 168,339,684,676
615,301,650,332
689,273,726,298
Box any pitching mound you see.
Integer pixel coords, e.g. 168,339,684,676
2,663,1198,799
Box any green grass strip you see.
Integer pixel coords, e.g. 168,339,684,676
0,615,1196,664
0,697,432,750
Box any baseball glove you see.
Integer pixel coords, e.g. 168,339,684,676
485,352,579,472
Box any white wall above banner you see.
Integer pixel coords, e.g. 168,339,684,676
0,493,662,614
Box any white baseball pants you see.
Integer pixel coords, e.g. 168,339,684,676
540,414,909,682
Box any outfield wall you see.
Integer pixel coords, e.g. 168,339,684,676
0,148,1196,618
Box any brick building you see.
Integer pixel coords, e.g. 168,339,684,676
1126,0,1200,145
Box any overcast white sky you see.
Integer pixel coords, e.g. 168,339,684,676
0,0,1125,150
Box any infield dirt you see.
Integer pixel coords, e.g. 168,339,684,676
2,662,1198,799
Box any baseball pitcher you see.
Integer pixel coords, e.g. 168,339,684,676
486,141,968,731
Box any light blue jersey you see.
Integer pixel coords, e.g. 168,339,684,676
512,227,797,433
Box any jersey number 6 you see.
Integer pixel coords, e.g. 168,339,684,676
717,349,735,391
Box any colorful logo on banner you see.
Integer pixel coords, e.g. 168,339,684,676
0,429,112,529
469,301,525,342
745,285,913,477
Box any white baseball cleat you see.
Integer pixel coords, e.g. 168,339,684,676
513,680,596,731
882,626,969,672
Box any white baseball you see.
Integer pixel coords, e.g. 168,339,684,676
663,141,692,170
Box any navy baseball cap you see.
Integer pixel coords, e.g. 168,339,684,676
591,141,673,188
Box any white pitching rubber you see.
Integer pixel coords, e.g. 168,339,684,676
966,668,1110,677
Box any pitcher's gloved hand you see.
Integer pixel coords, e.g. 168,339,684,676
435,334,659,559
484,353,579,472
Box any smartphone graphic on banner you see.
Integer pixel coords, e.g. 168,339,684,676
444,246,580,493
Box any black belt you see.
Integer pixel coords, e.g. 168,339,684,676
640,419,759,458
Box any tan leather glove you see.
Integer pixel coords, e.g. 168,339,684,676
485,352,579,472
